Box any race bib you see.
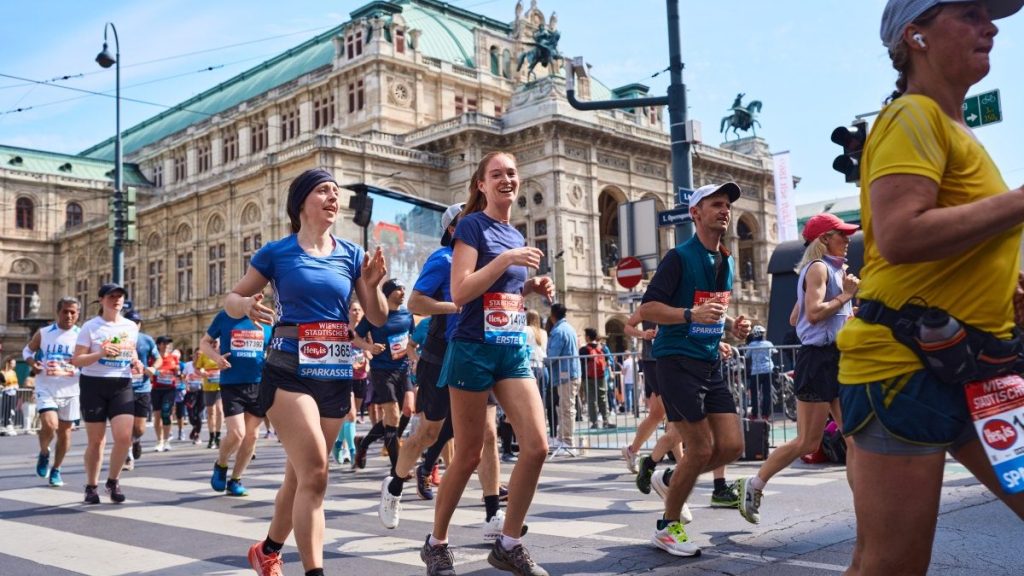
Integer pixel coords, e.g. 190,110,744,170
98,337,134,369
230,329,265,359
388,333,410,360
206,369,221,385
156,371,176,386
43,354,77,378
297,321,353,379
483,292,526,346
688,291,730,339
965,374,1024,494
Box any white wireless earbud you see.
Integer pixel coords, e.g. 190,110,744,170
912,33,927,48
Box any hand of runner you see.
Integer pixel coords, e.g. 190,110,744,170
247,294,274,327
692,301,727,324
362,246,388,287
503,247,543,269
529,276,555,301
215,352,232,370
731,315,751,339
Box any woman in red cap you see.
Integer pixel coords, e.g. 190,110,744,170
839,1,1024,573
736,213,859,525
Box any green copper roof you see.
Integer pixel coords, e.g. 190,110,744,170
2,144,150,185
80,0,513,161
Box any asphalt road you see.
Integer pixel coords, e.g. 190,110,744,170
0,425,1019,575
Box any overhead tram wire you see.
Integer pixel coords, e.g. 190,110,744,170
1,54,276,116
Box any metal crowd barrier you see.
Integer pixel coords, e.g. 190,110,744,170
0,388,40,435
540,344,804,453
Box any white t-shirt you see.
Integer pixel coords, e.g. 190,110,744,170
77,315,139,379
621,356,635,385
182,362,203,390
36,323,81,397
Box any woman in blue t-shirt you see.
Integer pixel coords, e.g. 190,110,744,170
421,152,554,576
224,168,388,576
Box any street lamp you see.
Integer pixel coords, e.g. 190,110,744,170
96,22,124,285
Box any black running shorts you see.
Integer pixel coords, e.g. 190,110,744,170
221,383,264,418
80,375,134,423
656,355,735,423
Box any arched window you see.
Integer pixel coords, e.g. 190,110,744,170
489,46,500,76
65,202,83,229
598,189,623,273
15,197,34,229
737,215,758,282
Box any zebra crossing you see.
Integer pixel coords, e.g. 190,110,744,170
0,435,862,576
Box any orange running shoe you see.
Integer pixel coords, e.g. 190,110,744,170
247,541,283,576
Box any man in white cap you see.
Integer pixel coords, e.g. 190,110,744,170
634,182,751,557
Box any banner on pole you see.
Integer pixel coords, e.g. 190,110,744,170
773,152,799,243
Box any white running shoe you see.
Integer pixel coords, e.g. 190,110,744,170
738,476,762,524
651,468,692,524
378,476,402,529
652,521,700,557
622,445,639,474
153,441,165,453
482,509,505,541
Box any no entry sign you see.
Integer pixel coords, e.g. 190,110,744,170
616,256,643,289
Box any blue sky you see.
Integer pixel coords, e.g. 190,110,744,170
1,0,1022,205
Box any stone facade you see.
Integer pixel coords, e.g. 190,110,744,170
1,0,781,356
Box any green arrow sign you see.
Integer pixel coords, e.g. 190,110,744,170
963,89,1001,128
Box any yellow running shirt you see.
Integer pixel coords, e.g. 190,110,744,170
838,94,1021,384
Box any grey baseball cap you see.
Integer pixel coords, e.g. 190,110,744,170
880,0,1024,48
440,203,464,247
688,182,741,211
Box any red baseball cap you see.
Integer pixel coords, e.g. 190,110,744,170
802,213,859,244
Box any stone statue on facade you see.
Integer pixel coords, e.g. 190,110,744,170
720,92,763,140
517,22,562,81
28,291,41,318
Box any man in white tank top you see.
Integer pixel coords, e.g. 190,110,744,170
23,296,82,487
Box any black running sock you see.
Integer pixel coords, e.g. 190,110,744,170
262,537,284,555
305,569,325,576
656,517,672,530
420,417,454,473
383,426,400,472
361,422,386,449
388,475,407,496
208,433,215,441
642,455,658,473
714,477,727,492
397,414,410,437
484,494,500,522
215,432,221,441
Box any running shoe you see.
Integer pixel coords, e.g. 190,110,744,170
226,478,249,497
710,482,740,508
501,452,519,464
36,451,49,477
163,441,173,452
430,463,442,486
652,520,700,557
211,462,229,492
621,445,639,474
481,509,530,541
248,541,284,576
123,455,135,472
737,477,762,524
650,469,693,524
635,455,654,495
207,437,216,449
379,476,402,529
84,484,100,505
48,467,64,487
498,484,508,502
131,439,142,460
415,465,434,500
105,478,126,504
487,538,549,576
353,436,367,470
420,536,455,576
154,442,164,453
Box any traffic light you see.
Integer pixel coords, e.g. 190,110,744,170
349,191,373,228
107,187,139,247
830,120,868,184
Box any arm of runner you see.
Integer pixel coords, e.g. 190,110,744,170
71,343,105,368
407,290,458,316
199,334,231,370
225,267,273,326
450,242,542,307
355,246,389,326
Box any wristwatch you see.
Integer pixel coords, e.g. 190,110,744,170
684,308,692,323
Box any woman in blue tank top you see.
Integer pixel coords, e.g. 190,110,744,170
421,152,554,576
224,168,388,576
